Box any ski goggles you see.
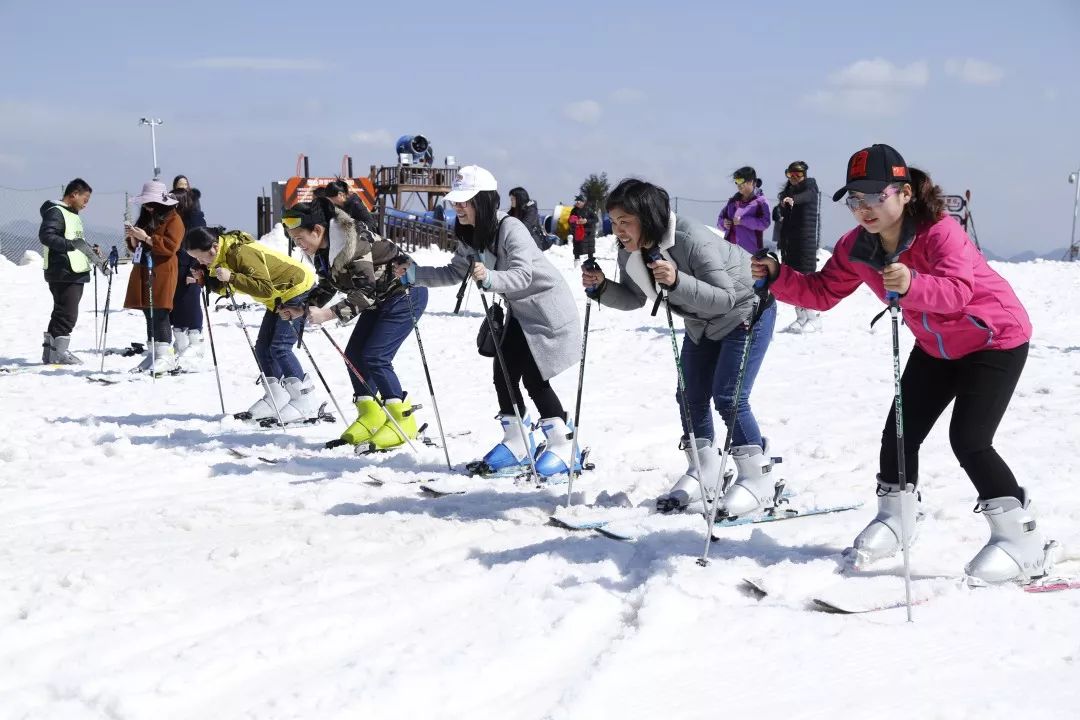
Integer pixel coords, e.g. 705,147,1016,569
844,186,902,211
785,170,805,180
734,178,751,186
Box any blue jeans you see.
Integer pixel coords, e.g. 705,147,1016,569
676,302,776,448
344,288,428,399
254,292,309,380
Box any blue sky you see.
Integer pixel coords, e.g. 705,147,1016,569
2,0,1078,256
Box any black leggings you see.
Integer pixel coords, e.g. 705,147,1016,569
143,308,172,343
879,343,1028,501
493,317,566,421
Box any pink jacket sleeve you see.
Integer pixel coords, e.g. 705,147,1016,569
898,221,976,314
770,235,865,311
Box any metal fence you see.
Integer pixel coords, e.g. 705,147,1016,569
0,185,131,264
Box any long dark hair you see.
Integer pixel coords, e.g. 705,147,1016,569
182,225,226,252
508,187,529,218
172,175,189,190
453,190,501,252
171,188,202,221
135,202,176,234
904,167,945,227
605,178,671,249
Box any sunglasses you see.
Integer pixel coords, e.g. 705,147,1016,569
734,178,749,186
281,215,305,229
449,200,472,209
844,186,901,211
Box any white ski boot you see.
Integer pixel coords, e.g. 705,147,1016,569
800,308,822,333
278,374,323,425
130,340,154,373
656,437,728,513
534,416,584,481
246,377,291,422
717,441,782,517
172,327,190,356
49,335,82,365
148,341,177,376
475,414,536,473
179,329,205,362
784,307,807,333
842,478,923,568
964,488,1057,585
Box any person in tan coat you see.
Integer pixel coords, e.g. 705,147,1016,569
123,180,183,375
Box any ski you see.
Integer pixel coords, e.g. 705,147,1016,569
258,403,337,428
592,501,864,542
226,447,280,464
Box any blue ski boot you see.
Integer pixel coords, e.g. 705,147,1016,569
534,416,584,483
467,414,536,477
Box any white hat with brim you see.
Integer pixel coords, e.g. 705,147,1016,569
130,180,178,206
444,165,497,203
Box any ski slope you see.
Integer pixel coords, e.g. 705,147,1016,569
2,241,1079,720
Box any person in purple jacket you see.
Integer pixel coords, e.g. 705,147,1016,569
751,144,1056,585
718,166,770,254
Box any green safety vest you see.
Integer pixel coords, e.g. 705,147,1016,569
43,204,91,273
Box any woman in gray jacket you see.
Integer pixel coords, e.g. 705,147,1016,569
581,178,778,515
397,165,583,479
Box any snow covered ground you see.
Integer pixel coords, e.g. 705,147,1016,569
2,240,1079,720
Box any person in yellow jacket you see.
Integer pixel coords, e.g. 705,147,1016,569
183,226,322,424
38,178,111,364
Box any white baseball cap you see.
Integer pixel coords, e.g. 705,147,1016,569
445,165,497,203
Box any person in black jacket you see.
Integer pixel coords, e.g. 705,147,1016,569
38,178,110,364
773,161,823,332
170,184,207,362
568,194,598,262
507,186,551,251
319,179,378,233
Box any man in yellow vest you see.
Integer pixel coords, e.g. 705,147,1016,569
39,178,111,364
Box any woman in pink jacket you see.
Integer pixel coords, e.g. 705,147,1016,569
752,144,1055,585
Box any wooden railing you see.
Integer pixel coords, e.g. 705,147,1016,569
380,215,456,253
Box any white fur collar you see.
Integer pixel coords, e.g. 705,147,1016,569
623,212,678,302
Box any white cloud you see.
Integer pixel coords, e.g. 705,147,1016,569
562,100,602,125
944,58,1004,86
609,88,645,104
802,58,928,115
350,130,394,146
181,57,326,71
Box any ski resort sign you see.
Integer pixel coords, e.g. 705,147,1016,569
943,195,966,213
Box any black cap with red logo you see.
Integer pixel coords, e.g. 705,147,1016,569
832,144,911,202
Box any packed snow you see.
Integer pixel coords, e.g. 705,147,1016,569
2,240,1079,720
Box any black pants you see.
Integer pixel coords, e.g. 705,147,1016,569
47,281,84,336
879,343,1028,501
493,317,566,420
143,308,173,343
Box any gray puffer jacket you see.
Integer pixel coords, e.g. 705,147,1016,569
594,212,757,342
414,212,581,380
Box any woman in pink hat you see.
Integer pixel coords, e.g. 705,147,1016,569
123,180,183,375
752,144,1054,585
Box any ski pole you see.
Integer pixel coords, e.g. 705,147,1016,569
565,254,598,507
146,248,156,381
93,266,99,351
297,330,346,422
98,271,114,372
647,247,711,522
888,290,915,622
473,257,541,486
699,297,760,566
319,325,418,454
201,285,226,415
226,284,287,429
402,285,452,471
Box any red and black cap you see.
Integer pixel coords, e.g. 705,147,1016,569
831,144,910,202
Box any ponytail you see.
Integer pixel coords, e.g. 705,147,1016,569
906,167,945,226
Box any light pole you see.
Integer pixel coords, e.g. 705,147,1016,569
139,117,164,180
1069,169,1080,262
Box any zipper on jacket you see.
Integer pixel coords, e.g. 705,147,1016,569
921,313,950,359
966,315,994,347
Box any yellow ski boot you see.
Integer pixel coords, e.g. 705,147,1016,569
368,397,419,451
340,396,386,445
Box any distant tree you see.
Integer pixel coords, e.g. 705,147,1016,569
578,173,609,209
